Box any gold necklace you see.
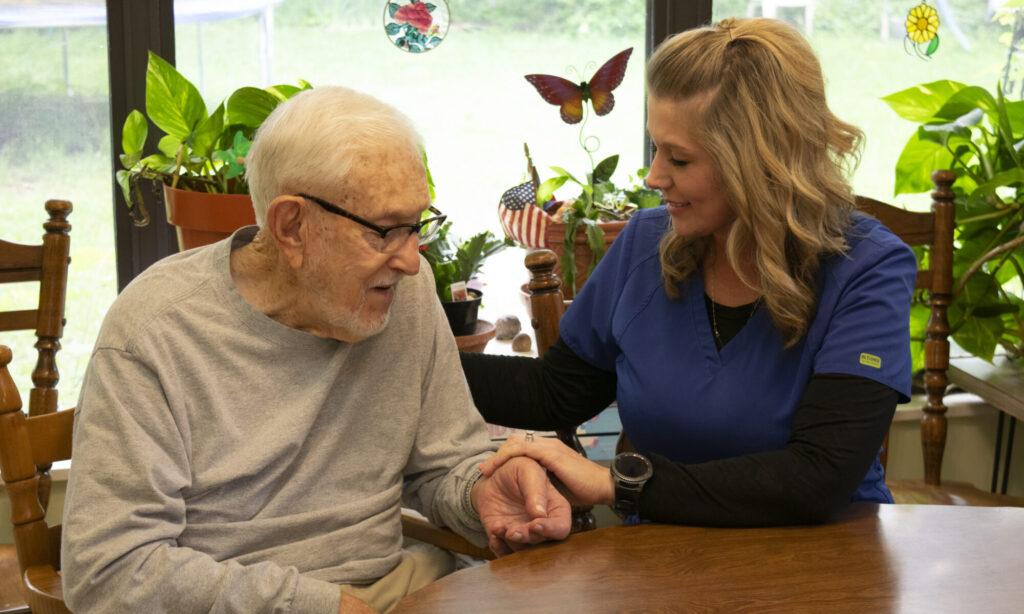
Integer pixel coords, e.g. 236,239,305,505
708,261,761,346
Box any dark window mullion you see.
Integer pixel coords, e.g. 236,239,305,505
106,0,178,292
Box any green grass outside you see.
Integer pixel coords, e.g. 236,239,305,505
0,4,1013,403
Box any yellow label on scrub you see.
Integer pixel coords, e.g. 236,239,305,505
859,353,882,369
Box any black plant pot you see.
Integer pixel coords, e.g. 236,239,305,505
441,288,482,336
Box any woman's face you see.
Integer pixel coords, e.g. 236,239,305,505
645,95,734,242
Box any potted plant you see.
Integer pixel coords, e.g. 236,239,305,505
116,51,312,250
421,221,510,352
883,79,1024,366
499,144,660,299
536,154,661,295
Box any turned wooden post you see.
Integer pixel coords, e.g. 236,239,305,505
525,250,596,532
526,250,565,356
31,200,71,511
29,200,71,419
922,170,955,486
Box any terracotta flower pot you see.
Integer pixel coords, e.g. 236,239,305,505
544,219,627,297
163,184,257,251
454,319,496,353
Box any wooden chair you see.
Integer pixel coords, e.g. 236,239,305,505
526,170,1022,509
0,200,72,506
0,200,71,612
401,513,493,560
0,346,73,614
854,171,956,493
860,172,1021,506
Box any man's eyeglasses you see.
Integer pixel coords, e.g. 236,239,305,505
298,193,446,253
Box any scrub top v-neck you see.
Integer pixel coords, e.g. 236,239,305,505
559,207,917,503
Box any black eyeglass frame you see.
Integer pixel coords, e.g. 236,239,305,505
298,192,446,243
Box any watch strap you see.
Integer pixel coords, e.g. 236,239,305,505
611,464,648,520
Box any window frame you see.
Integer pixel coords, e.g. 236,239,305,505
106,0,712,289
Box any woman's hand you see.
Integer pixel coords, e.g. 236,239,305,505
471,456,572,556
479,436,615,507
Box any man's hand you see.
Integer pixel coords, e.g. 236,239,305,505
471,456,572,556
339,592,376,613
478,436,615,508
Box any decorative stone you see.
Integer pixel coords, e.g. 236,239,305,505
512,332,532,352
495,315,522,340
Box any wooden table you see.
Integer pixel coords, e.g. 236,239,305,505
949,355,1022,492
395,504,1024,613
949,355,1024,422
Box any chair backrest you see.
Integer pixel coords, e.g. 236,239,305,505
0,200,72,511
856,170,956,486
526,170,956,490
0,345,73,613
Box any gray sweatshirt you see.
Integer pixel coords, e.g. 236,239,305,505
61,228,495,613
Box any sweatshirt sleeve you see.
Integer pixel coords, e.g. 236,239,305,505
399,273,497,548
61,348,341,614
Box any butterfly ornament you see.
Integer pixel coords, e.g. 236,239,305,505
525,48,633,124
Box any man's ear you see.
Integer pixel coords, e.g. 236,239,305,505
264,195,308,269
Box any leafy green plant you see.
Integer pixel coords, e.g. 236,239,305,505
884,80,1024,365
421,222,511,302
116,51,312,225
536,154,660,292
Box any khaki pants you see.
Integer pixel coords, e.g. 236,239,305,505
339,542,455,613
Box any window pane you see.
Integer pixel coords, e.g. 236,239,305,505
173,0,647,313
174,0,647,229
0,1,114,406
713,0,1008,210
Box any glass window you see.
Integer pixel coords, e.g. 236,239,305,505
172,0,647,315
0,0,114,405
713,0,1009,210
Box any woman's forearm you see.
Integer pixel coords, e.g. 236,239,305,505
460,337,617,430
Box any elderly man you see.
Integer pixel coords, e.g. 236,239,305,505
61,86,571,613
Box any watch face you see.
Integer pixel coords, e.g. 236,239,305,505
614,453,653,483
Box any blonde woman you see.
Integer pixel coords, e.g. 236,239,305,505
462,17,917,529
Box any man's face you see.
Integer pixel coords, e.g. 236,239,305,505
300,145,429,343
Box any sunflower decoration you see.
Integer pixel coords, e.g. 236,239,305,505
905,2,940,58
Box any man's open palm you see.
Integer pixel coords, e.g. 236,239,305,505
472,456,572,556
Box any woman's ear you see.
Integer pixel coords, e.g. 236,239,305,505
264,195,308,269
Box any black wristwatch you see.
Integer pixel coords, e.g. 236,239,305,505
610,452,653,523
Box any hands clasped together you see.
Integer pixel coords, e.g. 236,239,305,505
471,455,571,555
473,434,616,556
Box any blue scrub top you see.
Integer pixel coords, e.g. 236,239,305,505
560,207,917,504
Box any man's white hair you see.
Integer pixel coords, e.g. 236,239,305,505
246,86,423,226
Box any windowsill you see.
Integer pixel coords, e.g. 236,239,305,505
894,392,995,422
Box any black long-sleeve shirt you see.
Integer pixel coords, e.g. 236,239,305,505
460,298,898,527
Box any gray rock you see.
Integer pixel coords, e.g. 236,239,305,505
512,332,532,352
495,315,522,340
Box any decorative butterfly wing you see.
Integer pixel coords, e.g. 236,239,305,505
525,74,585,124
587,48,633,116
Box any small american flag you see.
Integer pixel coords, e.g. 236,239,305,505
498,181,551,249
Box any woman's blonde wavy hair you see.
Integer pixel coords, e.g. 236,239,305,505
647,17,863,347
